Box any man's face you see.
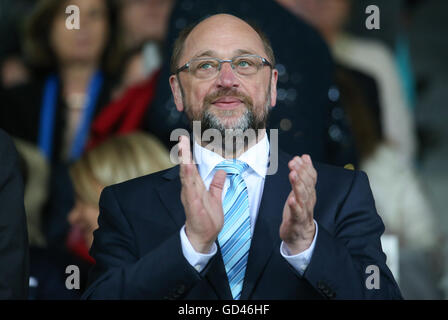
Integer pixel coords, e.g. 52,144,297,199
169,15,278,136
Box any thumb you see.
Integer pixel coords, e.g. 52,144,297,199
209,170,226,200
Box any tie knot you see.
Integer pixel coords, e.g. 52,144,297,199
215,160,248,175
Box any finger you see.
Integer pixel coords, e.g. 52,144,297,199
209,170,226,200
288,156,302,173
292,161,317,216
288,177,315,227
289,170,308,209
302,154,312,165
290,156,317,190
179,159,188,185
286,192,301,220
289,156,309,181
293,157,318,207
288,157,313,193
180,164,199,202
178,135,193,165
178,136,204,192
179,135,193,184
186,164,208,200
293,172,317,217
179,161,203,203
296,165,314,190
180,158,194,186
302,154,317,182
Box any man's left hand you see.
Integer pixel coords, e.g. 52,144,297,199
279,155,317,255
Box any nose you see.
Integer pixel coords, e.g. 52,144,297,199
215,61,239,89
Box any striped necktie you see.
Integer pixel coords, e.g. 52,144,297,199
216,159,251,300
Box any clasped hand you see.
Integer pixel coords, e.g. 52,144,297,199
178,136,317,255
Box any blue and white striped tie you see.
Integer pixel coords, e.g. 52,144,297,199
216,159,251,300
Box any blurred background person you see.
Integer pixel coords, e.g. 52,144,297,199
86,0,176,149
276,0,445,299
116,0,175,89
0,0,34,89
335,68,442,299
0,129,29,299
14,131,172,299
404,0,448,298
67,132,173,264
276,0,417,167
0,0,123,249
1,0,123,159
14,139,49,250
14,138,88,299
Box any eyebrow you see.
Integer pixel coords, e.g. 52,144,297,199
192,49,258,60
193,50,217,59
235,49,256,56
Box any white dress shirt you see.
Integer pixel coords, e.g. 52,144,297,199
180,132,318,275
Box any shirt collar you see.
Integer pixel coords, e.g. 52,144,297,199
193,132,270,181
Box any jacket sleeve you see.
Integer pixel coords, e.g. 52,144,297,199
303,170,403,299
82,186,203,300
0,131,29,299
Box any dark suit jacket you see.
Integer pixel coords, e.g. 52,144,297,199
83,150,402,300
0,129,29,299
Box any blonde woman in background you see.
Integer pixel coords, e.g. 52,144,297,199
68,131,173,252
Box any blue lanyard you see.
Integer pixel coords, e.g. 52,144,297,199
38,70,104,161
38,74,58,160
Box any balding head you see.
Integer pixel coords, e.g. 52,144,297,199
168,13,278,151
170,14,275,74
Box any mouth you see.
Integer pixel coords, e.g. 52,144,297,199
211,97,244,109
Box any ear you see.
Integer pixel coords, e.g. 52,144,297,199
169,74,184,112
269,68,278,108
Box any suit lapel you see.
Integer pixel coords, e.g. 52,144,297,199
240,151,291,299
156,165,233,299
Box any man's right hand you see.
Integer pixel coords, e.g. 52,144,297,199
178,136,227,253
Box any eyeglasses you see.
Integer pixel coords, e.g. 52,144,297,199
175,54,273,79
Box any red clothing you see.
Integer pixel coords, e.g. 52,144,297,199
87,69,160,150
66,225,95,265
